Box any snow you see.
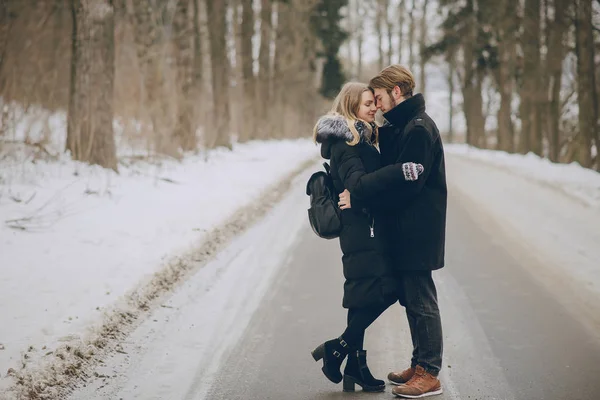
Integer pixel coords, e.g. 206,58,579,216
445,145,600,338
446,144,600,207
67,169,312,400
3,99,600,397
0,128,319,394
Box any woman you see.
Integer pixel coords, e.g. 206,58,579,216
310,82,410,393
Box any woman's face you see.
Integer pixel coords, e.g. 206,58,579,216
356,91,377,123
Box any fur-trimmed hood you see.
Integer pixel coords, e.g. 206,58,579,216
314,114,374,159
315,114,355,144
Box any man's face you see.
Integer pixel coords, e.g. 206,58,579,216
373,88,397,113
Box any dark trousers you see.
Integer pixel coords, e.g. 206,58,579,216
397,271,443,375
342,300,393,349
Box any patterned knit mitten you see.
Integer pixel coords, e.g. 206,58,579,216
402,162,425,181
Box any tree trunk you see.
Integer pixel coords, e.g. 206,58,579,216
397,0,404,64
346,0,354,77
461,1,486,148
407,0,416,72
231,0,244,141
356,0,364,77
131,0,177,156
67,0,117,170
257,0,272,139
240,0,256,142
192,0,203,126
546,0,568,162
173,0,197,151
494,0,518,152
273,0,318,138
447,49,456,143
574,0,597,167
0,0,13,137
418,0,428,95
376,0,385,71
384,0,393,65
0,0,12,90
518,0,542,155
205,0,231,148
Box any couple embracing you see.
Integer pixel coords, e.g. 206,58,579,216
310,65,447,399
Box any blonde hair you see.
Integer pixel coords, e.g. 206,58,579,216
313,82,377,146
369,65,415,98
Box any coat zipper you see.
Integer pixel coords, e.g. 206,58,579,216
369,217,375,238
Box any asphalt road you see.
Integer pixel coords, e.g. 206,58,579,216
69,187,600,400
203,191,600,400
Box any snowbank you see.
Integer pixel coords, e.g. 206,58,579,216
0,137,319,394
445,144,600,207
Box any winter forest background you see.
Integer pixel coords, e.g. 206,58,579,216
0,0,599,171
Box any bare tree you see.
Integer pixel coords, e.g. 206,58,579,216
0,0,13,95
418,0,429,95
355,0,366,77
447,48,456,143
240,0,256,141
257,0,272,138
0,0,12,137
407,0,416,72
173,0,197,151
131,0,178,156
273,0,319,138
397,0,405,64
376,0,385,71
460,0,486,148
192,0,203,121
384,0,393,65
490,0,518,152
574,0,597,167
546,0,568,161
518,0,543,155
205,0,232,148
67,0,117,170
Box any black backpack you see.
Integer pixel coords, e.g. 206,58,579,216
305,162,342,239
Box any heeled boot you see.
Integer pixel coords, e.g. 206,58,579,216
342,349,385,392
311,337,350,384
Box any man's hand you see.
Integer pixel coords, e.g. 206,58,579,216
338,189,352,210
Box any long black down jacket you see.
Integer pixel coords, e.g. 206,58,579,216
314,114,397,309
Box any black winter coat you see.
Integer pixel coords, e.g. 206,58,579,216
315,115,397,309
346,94,447,272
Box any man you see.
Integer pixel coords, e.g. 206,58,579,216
337,64,447,398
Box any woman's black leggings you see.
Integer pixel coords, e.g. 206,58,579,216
341,302,393,349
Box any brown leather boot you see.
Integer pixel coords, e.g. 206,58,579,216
387,366,416,385
391,365,442,398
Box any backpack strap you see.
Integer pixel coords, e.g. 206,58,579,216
323,162,331,176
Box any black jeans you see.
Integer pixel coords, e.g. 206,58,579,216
342,300,394,349
397,271,443,375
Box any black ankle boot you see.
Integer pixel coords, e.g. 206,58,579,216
342,350,385,392
311,337,350,384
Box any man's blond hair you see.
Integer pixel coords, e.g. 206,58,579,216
369,65,415,98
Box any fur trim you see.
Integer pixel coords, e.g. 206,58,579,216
314,114,354,143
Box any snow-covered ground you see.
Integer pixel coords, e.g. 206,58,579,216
67,169,313,400
445,144,600,337
3,111,600,399
0,133,319,396
446,144,600,207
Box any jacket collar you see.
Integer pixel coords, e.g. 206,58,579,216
382,93,426,131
